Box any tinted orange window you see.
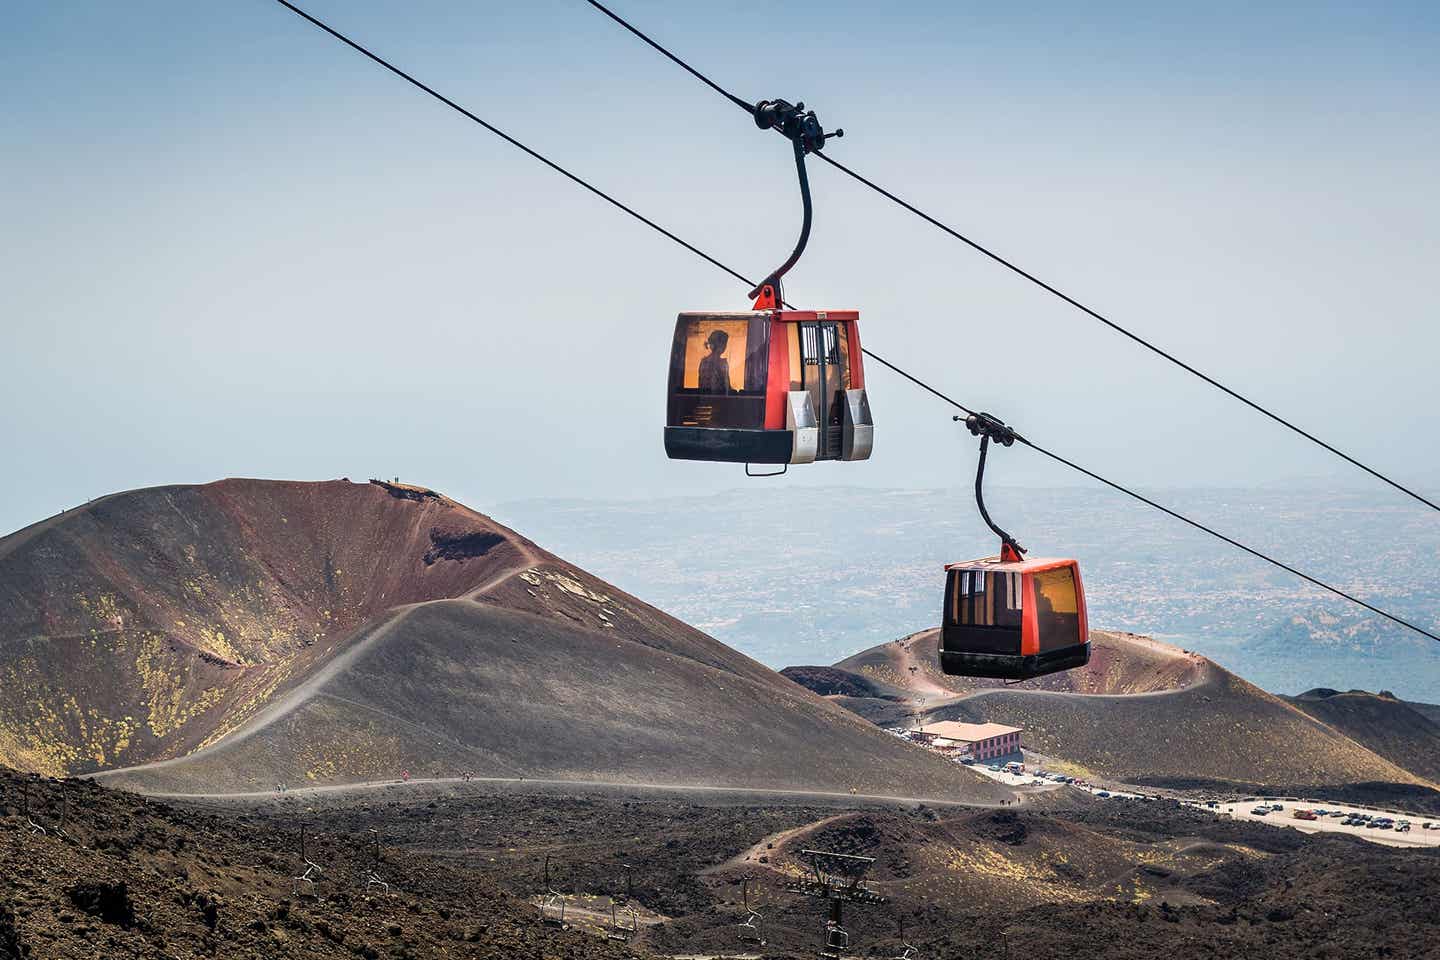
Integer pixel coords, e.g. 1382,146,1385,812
1032,566,1081,651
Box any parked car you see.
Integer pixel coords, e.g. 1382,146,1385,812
1096,791,1112,798
1251,807,1271,816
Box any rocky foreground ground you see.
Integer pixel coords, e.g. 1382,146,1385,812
4,768,1440,959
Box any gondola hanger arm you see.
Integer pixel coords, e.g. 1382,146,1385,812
955,413,1026,560
747,99,843,307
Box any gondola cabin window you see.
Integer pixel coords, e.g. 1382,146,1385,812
946,569,1023,655
669,316,770,429
951,570,1022,628
1033,565,1081,650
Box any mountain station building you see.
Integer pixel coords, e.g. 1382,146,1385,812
911,721,1023,762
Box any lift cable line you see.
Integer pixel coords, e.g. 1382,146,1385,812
266,0,1440,645
581,0,1440,517
268,0,754,294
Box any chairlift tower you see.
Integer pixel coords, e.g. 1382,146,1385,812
786,850,887,959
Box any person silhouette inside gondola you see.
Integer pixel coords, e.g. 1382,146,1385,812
698,329,732,394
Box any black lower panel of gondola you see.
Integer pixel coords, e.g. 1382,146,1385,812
664,426,794,464
939,642,1091,681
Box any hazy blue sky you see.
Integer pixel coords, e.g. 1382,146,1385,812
4,1,1439,537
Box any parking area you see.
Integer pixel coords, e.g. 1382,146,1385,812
964,762,1054,789
1213,800,1440,848
892,730,1440,850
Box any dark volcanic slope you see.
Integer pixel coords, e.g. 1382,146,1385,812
0,479,535,775
1,767,630,960
0,478,1004,802
95,598,999,799
793,630,1425,791
1285,689,1440,783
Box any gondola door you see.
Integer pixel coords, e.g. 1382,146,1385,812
798,318,844,460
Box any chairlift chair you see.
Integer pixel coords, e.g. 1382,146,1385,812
21,783,45,837
607,901,639,943
293,860,324,895
822,919,851,959
538,891,567,928
606,863,639,943
291,824,325,896
538,855,568,929
737,874,766,946
891,918,917,960
363,829,391,896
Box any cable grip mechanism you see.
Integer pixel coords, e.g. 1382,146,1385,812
954,413,1026,561
753,99,844,154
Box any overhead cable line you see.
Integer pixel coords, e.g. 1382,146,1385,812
269,0,753,291
266,0,1440,644
582,0,1440,516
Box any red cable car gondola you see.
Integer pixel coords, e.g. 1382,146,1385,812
664,99,873,471
939,414,1091,681
664,301,873,466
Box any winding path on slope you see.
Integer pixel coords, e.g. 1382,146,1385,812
122,774,1006,811
705,814,852,875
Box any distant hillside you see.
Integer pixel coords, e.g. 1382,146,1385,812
1234,609,1440,701
788,630,1431,793
1411,701,1440,726
0,478,1005,803
1285,689,1440,783
777,665,906,700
